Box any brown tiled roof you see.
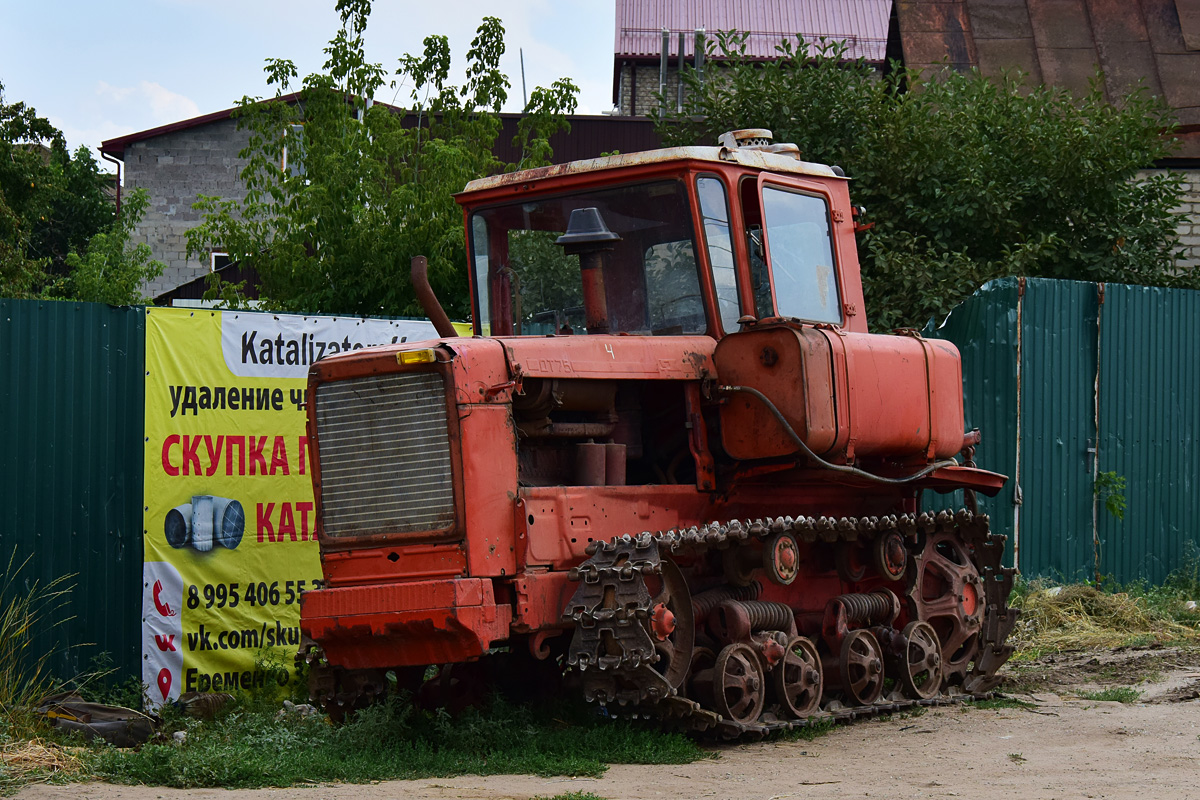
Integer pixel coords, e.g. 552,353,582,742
894,0,1200,157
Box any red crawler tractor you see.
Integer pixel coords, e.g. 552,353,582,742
298,129,1019,735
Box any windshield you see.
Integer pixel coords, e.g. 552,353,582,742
470,180,706,336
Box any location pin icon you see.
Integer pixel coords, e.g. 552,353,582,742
158,667,172,701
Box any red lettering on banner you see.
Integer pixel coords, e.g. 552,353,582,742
257,502,276,543
155,634,177,652
249,436,268,475
203,435,224,477
278,503,297,541
226,436,245,476
270,436,289,475
161,435,181,476
296,501,314,540
181,435,202,476
297,436,309,475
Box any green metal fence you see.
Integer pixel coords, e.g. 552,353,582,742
0,299,145,684
929,278,1200,584
2,281,1199,689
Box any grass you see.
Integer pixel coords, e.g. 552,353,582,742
0,737,87,792
0,551,75,732
84,693,707,789
1077,687,1141,704
0,550,87,792
1008,564,1200,655
961,696,1037,711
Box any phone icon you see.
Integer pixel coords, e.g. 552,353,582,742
153,579,177,617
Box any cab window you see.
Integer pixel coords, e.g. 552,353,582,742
695,175,740,332
760,186,841,324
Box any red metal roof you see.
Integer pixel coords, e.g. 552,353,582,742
614,0,893,62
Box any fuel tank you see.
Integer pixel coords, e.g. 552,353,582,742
713,323,965,462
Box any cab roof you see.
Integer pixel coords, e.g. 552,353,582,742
461,145,842,196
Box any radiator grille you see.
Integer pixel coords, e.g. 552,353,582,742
315,371,455,537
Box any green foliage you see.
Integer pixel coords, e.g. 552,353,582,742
57,189,164,304
1094,471,1127,521
188,2,577,318
1,81,162,304
662,35,1190,329
1108,546,1200,627
0,550,75,737
1078,686,1141,703
86,694,703,789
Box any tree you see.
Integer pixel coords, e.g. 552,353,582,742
662,35,1190,330
187,0,578,318
1,81,164,304
61,189,164,304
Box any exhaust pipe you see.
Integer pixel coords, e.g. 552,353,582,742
411,255,457,338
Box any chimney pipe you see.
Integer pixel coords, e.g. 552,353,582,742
659,28,669,119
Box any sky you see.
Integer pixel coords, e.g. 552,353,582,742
0,0,617,170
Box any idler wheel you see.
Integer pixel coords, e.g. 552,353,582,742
839,629,885,705
763,532,800,585
644,557,695,690
711,642,766,724
873,530,907,581
772,635,823,719
897,621,943,700
835,540,869,583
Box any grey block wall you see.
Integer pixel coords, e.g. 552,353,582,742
1139,167,1200,272
618,64,694,117
1176,169,1200,271
123,118,253,297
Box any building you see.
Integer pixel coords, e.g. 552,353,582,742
892,0,1200,269
100,105,658,298
613,0,894,116
102,0,1199,296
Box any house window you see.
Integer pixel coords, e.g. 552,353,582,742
210,251,230,272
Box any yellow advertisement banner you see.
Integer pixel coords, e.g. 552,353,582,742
142,307,440,705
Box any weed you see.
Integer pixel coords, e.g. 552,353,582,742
1078,687,1140,703
0,549,74,738
69,653,145,710
536,794,606,800
778,716,835,742
85,693,705,789
1008,752,1026,764
1094,471,1127,521
963,697,1037,711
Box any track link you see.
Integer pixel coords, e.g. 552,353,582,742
564,510,1019,739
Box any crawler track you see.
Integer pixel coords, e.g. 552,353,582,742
564,510,1019,739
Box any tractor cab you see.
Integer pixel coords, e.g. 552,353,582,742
458,129,868,340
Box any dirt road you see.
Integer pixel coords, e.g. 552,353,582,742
18,648,1200,800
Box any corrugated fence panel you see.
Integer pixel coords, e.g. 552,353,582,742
924,278,1020,566
1016,279,1099,581
0,299,145,683
1097,285,1200,584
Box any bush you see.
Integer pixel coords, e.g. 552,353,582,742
662,35,1190,329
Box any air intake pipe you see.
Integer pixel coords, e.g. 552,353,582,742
411,255,457,338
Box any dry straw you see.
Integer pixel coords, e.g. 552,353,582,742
1011,584,1200,653
0,738,85,787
